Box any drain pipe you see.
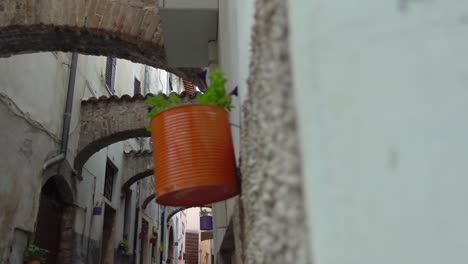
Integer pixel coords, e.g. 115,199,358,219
43,53,78,170
160,206,166,264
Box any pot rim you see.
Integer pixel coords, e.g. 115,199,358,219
151,104,229,121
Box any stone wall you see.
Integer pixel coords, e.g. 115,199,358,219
237,0,310,263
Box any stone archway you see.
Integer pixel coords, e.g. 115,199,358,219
0,0,203,86
120,149,154,192
165,207,188,224
35,175,75,264
76,92,197,176
142,194,156,210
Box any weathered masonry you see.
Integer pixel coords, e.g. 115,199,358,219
76,92,198,175
0,0,204,87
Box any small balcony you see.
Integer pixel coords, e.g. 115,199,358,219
159,0,218,67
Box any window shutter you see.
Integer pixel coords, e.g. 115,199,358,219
182,80,195,95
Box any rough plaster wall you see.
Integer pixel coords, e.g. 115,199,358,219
0,53,69,138
0,93,58,262
239,0,310,263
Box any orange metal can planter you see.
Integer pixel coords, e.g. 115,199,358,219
27,261,40,264
150,104,239,206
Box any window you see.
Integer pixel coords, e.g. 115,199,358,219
104,159,117,201
168,75,174,92
105,57,116,94
134,77,141,95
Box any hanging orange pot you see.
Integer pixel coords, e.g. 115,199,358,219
150,104,239,206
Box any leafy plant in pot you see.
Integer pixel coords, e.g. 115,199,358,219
23,245,48,264
118,239,129,255
149,234,157,246
146,70,239,207
199,208,210,217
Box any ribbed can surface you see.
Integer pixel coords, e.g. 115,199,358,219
151,105,239,206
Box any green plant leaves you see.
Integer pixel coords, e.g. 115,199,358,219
145,69,233,129
23,245,48,262
198,69,232,110
119,239,129,252
146,93,171,118
146,92,184,131
168,93,182,105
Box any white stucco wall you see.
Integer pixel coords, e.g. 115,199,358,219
218,0,254,161
164,211,187,263
0,53,75,261
0,52,70,137
186,207,201,231
290,1,468,263
212,0,255,256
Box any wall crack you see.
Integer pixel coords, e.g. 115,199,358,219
0,92,59,143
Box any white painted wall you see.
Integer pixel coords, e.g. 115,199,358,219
290,1,468,263
0,52,70,138
164,211,187,264
212,0,255,256
186,207,201,231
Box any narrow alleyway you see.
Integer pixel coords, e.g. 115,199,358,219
1,1,468,264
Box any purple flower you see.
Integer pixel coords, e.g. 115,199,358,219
230,86,238,96
197,70,208,82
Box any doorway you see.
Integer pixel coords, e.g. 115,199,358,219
34,176,75,264
168,227,174,264
34,178,63,264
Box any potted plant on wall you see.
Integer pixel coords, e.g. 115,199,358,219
146,70,239,207
149,234,157,246
23,245,48,264
118,239,129,255
199,208,213,231
93,201,103,216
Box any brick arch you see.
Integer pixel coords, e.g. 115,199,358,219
120,151,190,210
76,92,197,175
120,149,154,192
42,160,76,204
0,0,203,86
166,207,188,222
166,205,211,223
142,194,156,210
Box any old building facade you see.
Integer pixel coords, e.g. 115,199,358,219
2,1,468,264
0,52,187,263
0,0,310,263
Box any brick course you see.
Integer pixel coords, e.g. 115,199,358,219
121,150,153,192
0,0,204,87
